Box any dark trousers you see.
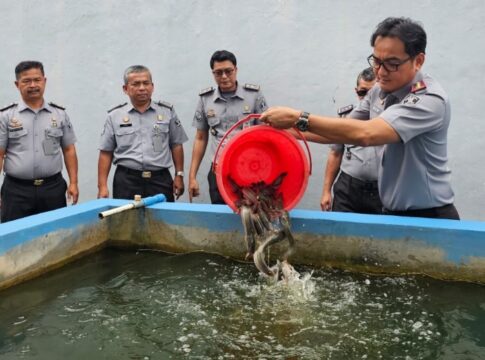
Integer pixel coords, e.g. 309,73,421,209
1,173,67,223
207,164,225,204
383,203,460,220
332,171,383,214
113,165,174,202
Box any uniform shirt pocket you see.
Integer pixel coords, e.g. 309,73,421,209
115,126,136,150
43,128,64,155
152,123,169,152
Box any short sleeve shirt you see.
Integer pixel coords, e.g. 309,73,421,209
192,83,268,159
352,72,454,210
0,100,76,179
330,103,383,181
99,100,188,170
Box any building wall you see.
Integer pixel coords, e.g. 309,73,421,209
0,0,483,220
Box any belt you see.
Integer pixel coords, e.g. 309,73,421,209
383,203,458,219
117,165,168,178
340,171,378,190
5,172,62,186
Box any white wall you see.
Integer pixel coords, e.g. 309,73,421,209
1,0,484,220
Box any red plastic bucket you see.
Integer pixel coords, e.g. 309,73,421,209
213,115,311,212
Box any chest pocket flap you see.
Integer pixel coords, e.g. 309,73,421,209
46,128,64,138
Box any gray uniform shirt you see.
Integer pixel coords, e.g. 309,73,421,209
99,100,188,170
192,83,268,159
351,72,454,211
331,109,383,181
0,101,76,179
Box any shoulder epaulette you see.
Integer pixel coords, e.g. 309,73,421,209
156,100,173,110
0,103,17,112
337,104,354,116
243,83,260,91
199,86,215,96
48,102,65,110
411,80,427,93
107,102,128,113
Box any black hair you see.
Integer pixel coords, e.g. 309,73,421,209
15,61,44,79
370,17,427,57
356,67,376,86
210,50,237,69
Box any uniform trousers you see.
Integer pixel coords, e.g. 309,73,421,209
207,164,225,205
113,165,174,202
383,203,460,220
332,171,383,214
1,173,67,223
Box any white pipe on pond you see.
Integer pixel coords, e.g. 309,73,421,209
98,194,166,219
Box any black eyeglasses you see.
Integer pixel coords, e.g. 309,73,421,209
367,54,412,72
356,89,369,97
212,68,235,77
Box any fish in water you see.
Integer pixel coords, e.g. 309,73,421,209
229,173,296,278
253,211,295,277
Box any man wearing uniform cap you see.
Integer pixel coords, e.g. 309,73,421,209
321,67,383,214
0,61,79,222
261,17,459,220
189,50,268,204
98,65,188,201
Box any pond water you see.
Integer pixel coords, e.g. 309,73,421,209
1,249,485,359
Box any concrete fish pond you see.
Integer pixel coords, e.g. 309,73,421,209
1,198,485,290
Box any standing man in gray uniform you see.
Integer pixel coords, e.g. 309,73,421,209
189,50,268,204
261,17,459,220
321,67,382,214
0,61,79,222
98,65,188,202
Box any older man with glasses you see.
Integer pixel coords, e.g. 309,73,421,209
189,50,268,204
261,17,459,220
321,67,383,214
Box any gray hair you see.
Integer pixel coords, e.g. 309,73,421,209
123,65,151,84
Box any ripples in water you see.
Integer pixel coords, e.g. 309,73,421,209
1,249,485,359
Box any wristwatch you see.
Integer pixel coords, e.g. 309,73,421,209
176,171,184,177
295,111,310,132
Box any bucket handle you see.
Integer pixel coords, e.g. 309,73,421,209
212,114,312,176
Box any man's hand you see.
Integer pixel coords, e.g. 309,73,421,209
97,184,109,199
188,177,200,203
66,182,79,205
173,175,185,200
260,106,300,129
320,190,332,211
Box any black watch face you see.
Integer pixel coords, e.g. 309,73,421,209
297,119,308,131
